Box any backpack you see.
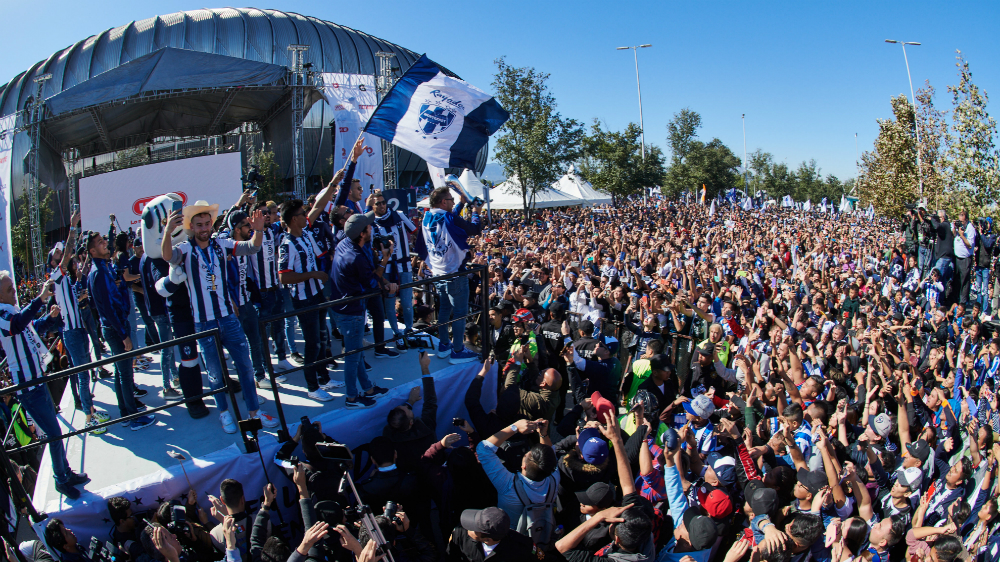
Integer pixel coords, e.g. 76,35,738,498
512,474,558,550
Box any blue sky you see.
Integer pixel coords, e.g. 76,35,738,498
2,0,997,181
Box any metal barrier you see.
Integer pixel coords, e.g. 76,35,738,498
0,329,243,522
257,264,491,441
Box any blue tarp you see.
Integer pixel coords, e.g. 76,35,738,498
47,47,288,116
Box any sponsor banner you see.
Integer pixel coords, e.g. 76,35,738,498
78,153,242,234
0,114,15,281
319,73,384,193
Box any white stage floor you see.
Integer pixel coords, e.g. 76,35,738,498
33,318,449,511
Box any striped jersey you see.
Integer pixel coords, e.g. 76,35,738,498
0,301,50,388
278,230,326,301
169,238,246,323
373,210,416,277
251,227,279,290
49,267,85,331
231,253,253,307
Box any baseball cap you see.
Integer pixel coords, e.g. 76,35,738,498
591,392,615,422
683,394,716,419
461,507,509,541
576,428,609,465
649,354,671,372
343,211,377,240
313,500,344,526
697,484,734,518
697,343,715,357
575,482,615,510
797,468,829,494
705,452,737,487
227,210,249,231
906,439,931,462
579,320,595,335
682,509,721,551
870,413,892,438
749,486,778,517
896,467,923,490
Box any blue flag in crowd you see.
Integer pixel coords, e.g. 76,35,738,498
363,54,510,169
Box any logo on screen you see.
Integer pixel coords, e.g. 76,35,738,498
133,192,188,215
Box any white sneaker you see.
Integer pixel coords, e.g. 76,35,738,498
277,359,297,374
308,389,333,402
256,377,274,389
219,411,237,434
320,380,345,390
253,410,280,428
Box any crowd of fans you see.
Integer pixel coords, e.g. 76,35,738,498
3,147,1000,562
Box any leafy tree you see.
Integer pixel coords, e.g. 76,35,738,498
492,58,583,216
248,149,284,204
581,121,665,206
11,189,55,275
914,81,949,207
856,95,920,217
662,108,741,198
945,50,1000,215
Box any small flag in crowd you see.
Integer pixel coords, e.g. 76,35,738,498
700,184,706,205
709,199,716,216
364,55,509,170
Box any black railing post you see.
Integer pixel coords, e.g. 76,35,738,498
480,266,491,360
211,334,251,452
258,316,290,442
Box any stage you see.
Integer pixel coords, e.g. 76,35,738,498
30,319,497,543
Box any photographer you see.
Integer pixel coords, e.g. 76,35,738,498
417,186,482,365
953,210,977,306
141,503,216,562
329,211,394,408
368,190,417,352
354,509,437,562
974,217,996,314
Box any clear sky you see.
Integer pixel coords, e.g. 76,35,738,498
1,0,997,181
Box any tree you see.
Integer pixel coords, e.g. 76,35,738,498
248,149,284,204
492,58,583,216
856,95,920,217
581,121,665,206
914,81,949,207
10,189,55,275
945,50,1000,215
662,109,741,198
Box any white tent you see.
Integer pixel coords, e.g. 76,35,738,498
416,168,492,208
489,175,584,209
551,165,613,206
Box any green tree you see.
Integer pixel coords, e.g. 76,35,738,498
662,109,740,198
581,121,665,206
492,58,583,216
856,95,920,217
945,50,1000,215
248,149,284,204
11,189,55,274
914,81,949,207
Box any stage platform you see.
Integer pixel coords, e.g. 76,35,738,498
30,319,485,524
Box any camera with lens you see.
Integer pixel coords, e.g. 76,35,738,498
87,537,124,562
372,233,394,252
383,501,402,526
166,504,188,538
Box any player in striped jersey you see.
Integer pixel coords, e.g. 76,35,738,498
49,212,110,435
162,202,279,434
226,210,272,390
249,201,294,372
0,273,91,499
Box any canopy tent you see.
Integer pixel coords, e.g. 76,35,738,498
416,169,491,208
489,175,584,209
552,165,612,206
41,47,323,157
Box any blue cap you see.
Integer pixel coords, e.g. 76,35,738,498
577,428,609,465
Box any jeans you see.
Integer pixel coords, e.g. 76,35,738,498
385,270,414,338
366,296,386,349
126,299,142,351
435,275,470,350
195,314,259,414
259,291,286,361
19,386,72,484
238,303,265,380
292,293,325,392
145,315,178,387
280,288,299,356
975,267,992,313
935,257,954,293
82,309,103,358
102,327,139,419
62,328,94,415
331,311,374,399
918,246,932,274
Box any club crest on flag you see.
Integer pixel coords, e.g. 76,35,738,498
418,103,457,137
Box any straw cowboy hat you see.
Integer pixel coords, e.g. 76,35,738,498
182,200,219,229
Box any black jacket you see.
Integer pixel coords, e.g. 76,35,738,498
445,527,536,562
383,376,438,472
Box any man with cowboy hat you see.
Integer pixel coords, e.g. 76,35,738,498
161,202,279,434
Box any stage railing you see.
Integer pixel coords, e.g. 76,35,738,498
0,329,243,522
256,264,490,441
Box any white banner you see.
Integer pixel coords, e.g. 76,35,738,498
426,163,447,188
320,73,384,194
0,114,16,281
37,361,497,546
78,153,242,234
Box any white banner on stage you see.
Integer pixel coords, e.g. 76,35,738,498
38,361,498,545
78,153,242,234
320,73,384,193
426,163,447,188
0,115,16,282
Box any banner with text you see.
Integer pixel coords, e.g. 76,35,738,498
320,73,384,194
78,152,242,234
0,115,16,282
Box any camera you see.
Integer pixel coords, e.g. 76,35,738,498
166,504,188,537
372,233,394,252
452,417,466,427
383,501,402,526
87,537,124,562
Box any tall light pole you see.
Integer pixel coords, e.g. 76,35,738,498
616,44,651,161
885,39,923,196
742,114,749,194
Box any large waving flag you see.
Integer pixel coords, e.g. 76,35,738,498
364,55,509,169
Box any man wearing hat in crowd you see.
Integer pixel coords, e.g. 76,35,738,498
485,301,517,363
161,203,279,434
446,507,535,561
683,394,718,457
658,434,721,562
556,427,612,523
570,482,618,552
329,210,395,409
227,209,270,390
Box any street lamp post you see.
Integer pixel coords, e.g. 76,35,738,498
616,44,652,161
885,39,923,197
742,113,749,195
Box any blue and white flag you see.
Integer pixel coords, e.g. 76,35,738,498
364,55,509,169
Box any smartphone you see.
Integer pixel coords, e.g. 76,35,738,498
315,442,354,461
171,198,183,215
452,417,466,427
